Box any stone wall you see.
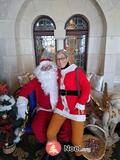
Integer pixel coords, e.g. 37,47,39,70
0,0,120,91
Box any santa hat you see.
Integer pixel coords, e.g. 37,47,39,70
34,56,55,77
40,48,53,62
40,58,51,63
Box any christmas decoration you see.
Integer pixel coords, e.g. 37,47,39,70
0,82,22,154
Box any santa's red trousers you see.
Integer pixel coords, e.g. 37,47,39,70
32,110,71,143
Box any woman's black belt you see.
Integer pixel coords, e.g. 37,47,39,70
60,89,80,96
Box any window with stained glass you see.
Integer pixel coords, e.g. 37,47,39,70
33,16,56,65
64,14,89,72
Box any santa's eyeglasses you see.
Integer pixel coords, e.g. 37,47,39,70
41,64,53,71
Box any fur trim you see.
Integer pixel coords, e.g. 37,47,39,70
34,61,58,109
16,96,28,119
61,64,77,76
54,108,86,122
75,103,85,111
16,96,28,106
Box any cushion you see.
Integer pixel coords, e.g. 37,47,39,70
87,73,94,81
90,74,104,92
109,92,120,109
91,90,103,106
18,73,35,87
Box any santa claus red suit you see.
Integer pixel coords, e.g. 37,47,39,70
55,64,90,121
16,59,71,144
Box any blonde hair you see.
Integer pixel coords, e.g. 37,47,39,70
56,49,69,58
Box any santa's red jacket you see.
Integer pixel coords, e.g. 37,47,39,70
19,78,52,111
18,78,71,143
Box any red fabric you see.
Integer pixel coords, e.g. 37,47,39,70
19,78,51,110
32,111,71,143
32,111,52,143
0,83,8,95
57,67,90,115
40,58,51,62
19,78,71,143
0,124,12,133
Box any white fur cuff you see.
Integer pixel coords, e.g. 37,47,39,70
17,96,28,106
75,103,85,111
16,96,28,119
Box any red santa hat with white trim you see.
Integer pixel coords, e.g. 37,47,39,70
40,48,53,63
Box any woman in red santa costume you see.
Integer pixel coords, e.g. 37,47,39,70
16,56,71,149
45,50,90,160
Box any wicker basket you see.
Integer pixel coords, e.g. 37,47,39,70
3,143,16,154
82,134,106,160
85,124,107,143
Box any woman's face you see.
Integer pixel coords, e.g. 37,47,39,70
56,53,68,69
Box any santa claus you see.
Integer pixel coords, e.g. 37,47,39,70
16,57,71,146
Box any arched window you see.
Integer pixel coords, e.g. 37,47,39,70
33,16,56,65
64,14,89,72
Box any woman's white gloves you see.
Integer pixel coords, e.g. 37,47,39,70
75,103,85,111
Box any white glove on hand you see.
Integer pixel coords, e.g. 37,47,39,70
75,103,85,111
16,96,28,119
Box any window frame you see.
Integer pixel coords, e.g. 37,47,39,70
64,14,89,72
33,15,56,66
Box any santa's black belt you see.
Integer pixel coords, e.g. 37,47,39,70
60,89,80,96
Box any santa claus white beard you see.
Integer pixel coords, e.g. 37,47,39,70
35,68,58,110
